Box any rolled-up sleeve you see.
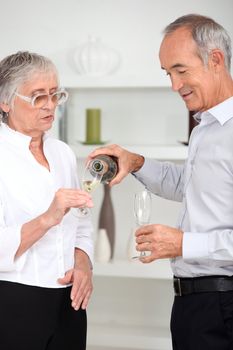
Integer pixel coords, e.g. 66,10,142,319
0,206,22,271
0,185,29,271
75,215,94,266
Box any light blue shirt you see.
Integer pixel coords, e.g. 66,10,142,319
135,96,233,277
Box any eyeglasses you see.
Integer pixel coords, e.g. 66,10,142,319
14,89,68,109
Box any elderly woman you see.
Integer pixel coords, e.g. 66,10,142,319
0,51,94,350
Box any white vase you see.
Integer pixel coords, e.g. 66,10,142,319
73,36,121,77
95,228,111,263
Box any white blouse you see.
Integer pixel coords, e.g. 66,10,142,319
0,123,93,288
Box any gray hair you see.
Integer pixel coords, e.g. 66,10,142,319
163,14,232,72
0,51,59,122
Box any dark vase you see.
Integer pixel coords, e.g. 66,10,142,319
98,184,115,260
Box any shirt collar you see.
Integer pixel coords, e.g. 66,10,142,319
0,122,49,148
208,96,233,125
194,96,233,126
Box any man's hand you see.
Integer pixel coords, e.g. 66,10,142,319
88,144,144,186
58,249,93,310
135,224,183,263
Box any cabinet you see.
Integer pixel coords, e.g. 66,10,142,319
62,85,186,262
59,86,185,350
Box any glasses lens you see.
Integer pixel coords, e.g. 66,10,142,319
32,90,68,108
53,91,68,105
33,94,49,108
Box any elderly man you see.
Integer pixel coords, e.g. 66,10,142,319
90,14,233,350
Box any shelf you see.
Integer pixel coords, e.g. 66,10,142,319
123,144,188,160
71,143,188,160
87,323,172,350
93,259,173,280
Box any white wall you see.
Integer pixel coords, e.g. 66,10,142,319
0,0,232,86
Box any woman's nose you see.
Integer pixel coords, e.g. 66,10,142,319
43,96,56,109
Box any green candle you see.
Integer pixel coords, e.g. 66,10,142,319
85,109,101,144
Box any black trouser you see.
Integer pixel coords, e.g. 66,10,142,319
0,281,87,350
171,291,233,350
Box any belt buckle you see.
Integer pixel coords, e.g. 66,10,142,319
174,277,182,296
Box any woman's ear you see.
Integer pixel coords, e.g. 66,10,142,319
0,103,10,113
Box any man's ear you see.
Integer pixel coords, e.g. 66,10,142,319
209,49,225,71
0,103,10,113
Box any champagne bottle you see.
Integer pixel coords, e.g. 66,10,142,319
89,155,118,184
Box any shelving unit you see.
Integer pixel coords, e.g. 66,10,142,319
65,86,184,350
64,86,189,158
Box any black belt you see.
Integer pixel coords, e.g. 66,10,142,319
173,276,233,296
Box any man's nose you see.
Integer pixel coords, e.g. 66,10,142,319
171,75,183,92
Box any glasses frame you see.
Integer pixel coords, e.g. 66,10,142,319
14,89,68,108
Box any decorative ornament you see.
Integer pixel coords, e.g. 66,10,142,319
73,36,121,77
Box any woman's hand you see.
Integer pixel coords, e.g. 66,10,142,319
58,249,93,310
43,188,93,227
16,189,93,259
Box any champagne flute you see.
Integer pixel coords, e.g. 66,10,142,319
132,188,152,259
76,160,103,217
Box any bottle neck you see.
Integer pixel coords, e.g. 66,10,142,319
91,159,109,174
